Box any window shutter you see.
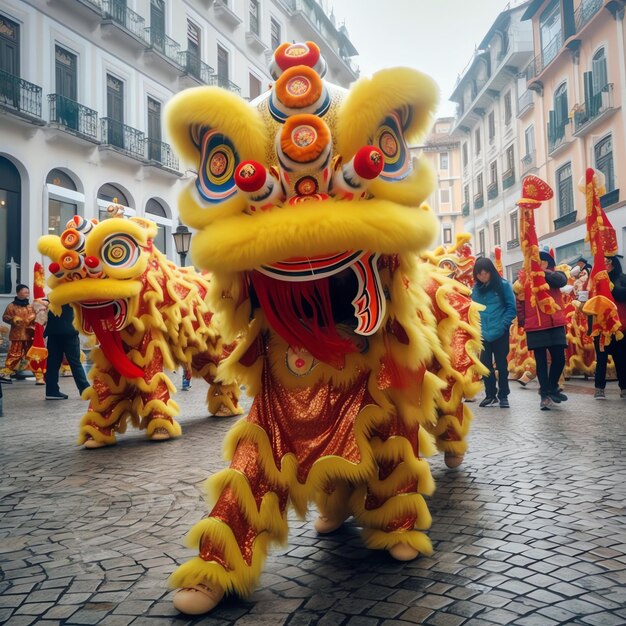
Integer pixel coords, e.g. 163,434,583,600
592,57,607,95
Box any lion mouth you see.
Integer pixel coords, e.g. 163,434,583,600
80,299,143,379
80,300,128,334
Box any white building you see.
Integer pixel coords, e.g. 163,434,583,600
0,0,358,310
449,1,534,280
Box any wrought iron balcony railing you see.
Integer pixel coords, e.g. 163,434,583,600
526,31,563,80
461,202,470,217
517,90,533,117
521,151,536,175
573,83,614,135
145,28,182,65
473,193,484,211
575,0,602,32
502,169,515,190
506,237,520,250
0,70,42,118
102,0,147,42
48,94,98,139
207,74,241,95
100,117,145,158
178,51,214,83
145,138,179,170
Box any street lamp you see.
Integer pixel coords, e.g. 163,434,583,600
172,223,192,267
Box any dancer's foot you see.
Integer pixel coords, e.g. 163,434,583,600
389,543,419,561
173,583,223,615
83,437,108,449
314,510,350,534
149,427,171,441
444,452,464,468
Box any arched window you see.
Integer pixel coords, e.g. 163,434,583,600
46,169,80,236
592,47,607,95
594,135,614,193
145,198,172,255
97,183,134,221
0,157,22,294
552,82,568,136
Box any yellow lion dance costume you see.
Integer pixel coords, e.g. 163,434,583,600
38,212,242,448
165,42,484,615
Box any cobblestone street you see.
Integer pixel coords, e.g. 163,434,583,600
1,375,626,626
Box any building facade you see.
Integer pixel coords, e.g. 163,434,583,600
0,0,358,310
412,117,464,248
449,1,534,280
520,0,626,265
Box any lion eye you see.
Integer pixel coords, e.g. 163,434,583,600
101,234,139,269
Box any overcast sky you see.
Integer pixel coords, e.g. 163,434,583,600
332,0,520,117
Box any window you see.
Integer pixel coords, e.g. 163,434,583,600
540,0,561,66
524,125,535,156
493,221,501,246
595,135,614,193
46,169,79,236
105,74,124,148
270,18,281,51
187,20,201,55
478,229,486,255
217,44,229,80
147,97,162,161
463,185,469,206
462,142,468,167
551,82,568,137
443,226,452,245
249,73,262,101
440,188,450,204
556,162,574,216
146,198,172,255
592,47,608,95
0,156,22,293
489,160,498,185
504,91,512,125
439,152,449,170
249,0,260,35
488,111,495,144
510,210,519,241
476,173,483,197
474,128,481,155
97,183,133,221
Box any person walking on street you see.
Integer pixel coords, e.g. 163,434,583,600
517,250,569,410
1,284,35,383
592,255,626,399
472,257,517,408
44,304,90,400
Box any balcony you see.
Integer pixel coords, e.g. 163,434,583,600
526,31,563,83
473,193,484,211
178,51,214,85
207,75,241,95
487,182,499,200
600,188,619,208
502,169,515,190
213,0,243,29
575,0,603,32
145,138,180,172
507,237,520,250
144,28,182,71
520,151,536,175
573,84,615,136
246,30,267,53
547,120,573,156
100,118,145,160
517,90,534,118
48,94,98,141
0,70,43,122
461,202,470,217
553,210,578,230
102,0,148,48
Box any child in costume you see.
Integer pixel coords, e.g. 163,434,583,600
165,41,485,615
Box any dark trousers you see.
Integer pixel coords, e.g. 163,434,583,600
46,334,90,395
595,335,626,390
480,332,511,400
533,345,565,398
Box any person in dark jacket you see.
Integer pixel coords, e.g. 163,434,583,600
592,255,626,399
44,304,90,400
516,250,568,410
472,257,517,408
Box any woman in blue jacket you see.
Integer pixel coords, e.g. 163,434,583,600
471,257,517,408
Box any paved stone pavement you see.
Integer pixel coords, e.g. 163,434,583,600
1,373,626,626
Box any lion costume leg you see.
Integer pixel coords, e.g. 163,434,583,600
353,419,435,561
171,436,289,614
313,480,354,533
191,353,243,417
